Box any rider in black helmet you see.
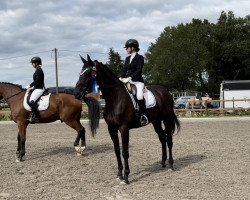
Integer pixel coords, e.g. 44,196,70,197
124,39,140,52
25,56,45,123
119,39,148,126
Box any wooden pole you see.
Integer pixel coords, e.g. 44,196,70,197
233,97,235,114
54,48,59,93
205,100,208,116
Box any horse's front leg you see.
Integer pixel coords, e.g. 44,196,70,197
108,125,123,181
16,121,28,162
119,126,130,184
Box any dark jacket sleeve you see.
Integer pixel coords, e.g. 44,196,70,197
120,57,129,78
130,55,144,79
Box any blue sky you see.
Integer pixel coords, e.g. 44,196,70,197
0,0,249,87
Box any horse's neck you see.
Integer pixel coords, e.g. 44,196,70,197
100,84,128,106
0,84,23,106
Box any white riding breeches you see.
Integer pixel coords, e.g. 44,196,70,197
131,81,144,100
29,89,44,102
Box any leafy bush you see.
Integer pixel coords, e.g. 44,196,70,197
0,113,11,121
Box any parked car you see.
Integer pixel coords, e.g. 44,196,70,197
47,86,74,94
174,96,197,109
207,101,219,109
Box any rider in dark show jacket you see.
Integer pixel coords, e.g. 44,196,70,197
120,39,148,126
25,56,45,123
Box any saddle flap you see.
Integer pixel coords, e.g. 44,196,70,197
23,89,51,111
124,84,156,110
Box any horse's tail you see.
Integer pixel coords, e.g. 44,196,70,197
164,110,180,135
83,96,100,137
173,111,180,134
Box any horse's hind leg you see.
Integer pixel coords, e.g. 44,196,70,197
73,126,85,146
64,120,86,155
80,128,86,148
166,132,174,170
152,120,167,167
74,127,86,155
163,119,174,170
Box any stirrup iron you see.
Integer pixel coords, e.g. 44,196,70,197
140,115,148,126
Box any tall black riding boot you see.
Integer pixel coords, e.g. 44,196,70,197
29,100,39,123
137,99,148,126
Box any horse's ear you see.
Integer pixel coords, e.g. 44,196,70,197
87,54,91,62
87,54,94,66
79,54,87,63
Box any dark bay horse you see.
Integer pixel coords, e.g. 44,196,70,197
74,55,180,184
0,82,99,162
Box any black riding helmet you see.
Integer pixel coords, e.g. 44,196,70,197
124,39,140,52
30,57,42,65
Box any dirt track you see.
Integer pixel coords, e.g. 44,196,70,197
0,118,249,200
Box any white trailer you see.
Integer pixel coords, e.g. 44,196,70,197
220,80,250,108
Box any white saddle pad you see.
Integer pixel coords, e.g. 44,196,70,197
127,88,156,110
23,89,51,111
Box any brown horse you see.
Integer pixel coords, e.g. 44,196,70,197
0,82,99,162
74,55,180,184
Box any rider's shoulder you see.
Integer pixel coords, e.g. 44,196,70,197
36,66,43,70
137,54,144,59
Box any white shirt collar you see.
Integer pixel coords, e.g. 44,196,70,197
130,52,137,63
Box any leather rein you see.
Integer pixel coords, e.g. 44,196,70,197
5,90,24,101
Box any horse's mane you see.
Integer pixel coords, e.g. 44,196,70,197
95,61,120,81
0,82,25,91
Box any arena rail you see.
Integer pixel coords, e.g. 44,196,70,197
174,98,250,115
1,99,250,117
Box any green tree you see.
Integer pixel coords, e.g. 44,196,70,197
106,48,124,77
145,19,211,92
145,11,250,95
206,11,250,95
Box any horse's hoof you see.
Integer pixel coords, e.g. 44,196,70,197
161,163,166,168
75,146,80,152
119,180,129,185
168,167,174,172
116,176,123,182
16,154,25,162
16,157,25,162
75,146,86,155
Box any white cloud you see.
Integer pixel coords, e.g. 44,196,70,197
0,0,249,87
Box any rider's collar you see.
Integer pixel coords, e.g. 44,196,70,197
130,52,137,63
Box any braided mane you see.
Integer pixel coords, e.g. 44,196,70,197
95,60,119,80
0,82,25,91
